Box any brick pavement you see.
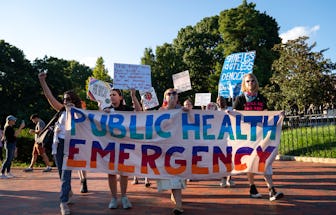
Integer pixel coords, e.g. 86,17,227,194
0,160,335,215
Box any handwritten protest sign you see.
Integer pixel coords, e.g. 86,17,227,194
139,87,159,110
194,93,211,107
87,77,112,109
113,63,151,90
173,70,192,93
64,107,283,180
218,51,256,98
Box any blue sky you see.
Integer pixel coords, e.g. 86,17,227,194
1,0,335,75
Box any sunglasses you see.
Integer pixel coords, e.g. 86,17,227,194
63,97,72,102
167,92,177,96
246,80,255,83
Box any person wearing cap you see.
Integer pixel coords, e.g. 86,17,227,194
23,113,52,173
1,115,25,179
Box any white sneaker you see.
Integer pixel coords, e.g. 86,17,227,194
0,174,8,179
108,197,118,209
60,202,71,215
219,177,227,187
226,179,235,187
121,196,132,209
6,173,14,178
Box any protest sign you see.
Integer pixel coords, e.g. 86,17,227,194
139,87,159,110
87,77,112,109
64,107,283,180
218,51,256,98
172,70,192,93
194,93,211,107
113,63,151,90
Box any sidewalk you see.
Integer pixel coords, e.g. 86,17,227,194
0,160,335,215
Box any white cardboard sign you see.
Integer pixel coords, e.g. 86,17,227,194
172,70,192,93
113,63,151,90
194,93,211,106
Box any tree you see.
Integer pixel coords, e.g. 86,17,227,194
218,0,281,87
173,16,224,101
33,56,92,118
262,36,336,113
0,40,36,122
91,57,112,82
85,57,111,109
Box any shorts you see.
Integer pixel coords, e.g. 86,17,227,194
32,142,46,155
156,178,186,192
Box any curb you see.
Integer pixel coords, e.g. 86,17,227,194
276,155,336,164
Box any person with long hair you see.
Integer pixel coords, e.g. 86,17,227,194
233,73,283,201
157,88,186,215
38,72,89,215
1,115,25,178
100,88,142,210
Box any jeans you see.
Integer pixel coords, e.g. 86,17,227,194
55,138,72,203
1,142,16,174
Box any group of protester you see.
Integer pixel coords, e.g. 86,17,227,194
0,72,283,215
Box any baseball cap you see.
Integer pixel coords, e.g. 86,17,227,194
6,115,17,121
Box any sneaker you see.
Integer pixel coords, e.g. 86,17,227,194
226,179,235,187
269,187,284,201
23,168,33,172
60,202,71,215
219,177,226,187
131,179,138,185
80,179,88,193
220,177,235,187
6,172,14,178
0,174,8,179
250,184,262,198
121,196,132,209
67,190,73,204
172,207,184,215
42,166,52,172
108,197,118,209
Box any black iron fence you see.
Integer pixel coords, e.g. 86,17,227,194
280,112,336,158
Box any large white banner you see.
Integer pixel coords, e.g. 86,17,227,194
64,107,283,180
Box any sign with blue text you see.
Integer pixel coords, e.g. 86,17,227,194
218,51,256,99
63,107,283,180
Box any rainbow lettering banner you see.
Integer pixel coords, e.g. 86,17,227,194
64,107,283,180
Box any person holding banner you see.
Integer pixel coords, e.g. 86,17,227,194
38,72,89,215
233,73,284,201
158,88,186,215
183,99,193,110
101,88,142,210
216,96,235,188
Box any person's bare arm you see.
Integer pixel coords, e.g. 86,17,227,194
38,72,64,111
15,120,25,137
130,89,142,111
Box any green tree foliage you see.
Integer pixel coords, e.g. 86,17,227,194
0,40,36,123
92,57,112,82
32,56,92,119
262,36,336,113
141,1,281,105
141,44,186,104
173,16,224,102
85,57,112,110
218,0,281,87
